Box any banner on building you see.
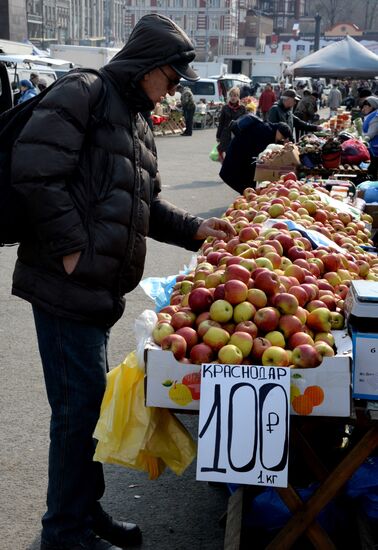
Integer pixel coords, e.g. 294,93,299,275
282,43,291,61
270,34,278,54
295,44,306,60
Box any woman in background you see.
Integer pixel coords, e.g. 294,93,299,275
216,87,246,160
362,96,378,180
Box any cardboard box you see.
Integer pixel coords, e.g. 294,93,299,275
255,165,298,183
144,331,352,417
264,145,301,168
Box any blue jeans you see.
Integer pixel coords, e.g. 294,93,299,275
33,306,110,547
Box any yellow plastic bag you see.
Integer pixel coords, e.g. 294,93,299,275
93,351,196,479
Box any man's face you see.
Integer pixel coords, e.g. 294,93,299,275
140,65,181,105
282,97,295,110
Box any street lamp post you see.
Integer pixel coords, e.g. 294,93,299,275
314,13,321,51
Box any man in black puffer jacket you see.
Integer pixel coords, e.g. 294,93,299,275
11,14,235,550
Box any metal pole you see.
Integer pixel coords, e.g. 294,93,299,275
205,1,209,62
314,13,321,52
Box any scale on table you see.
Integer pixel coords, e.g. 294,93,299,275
344,281,378,400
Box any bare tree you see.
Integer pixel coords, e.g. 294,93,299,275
311,0,356,29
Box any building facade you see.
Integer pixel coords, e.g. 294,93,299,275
19,0,242,58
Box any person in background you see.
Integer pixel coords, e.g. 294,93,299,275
258,83,276,121
219,114,293,193
30,72,40,90
328,83,342,117
267,89,321,140
295,90,318,123
10,14,235,550
240,83,253,99
37,78,48,92
17,79,38,104
362,96,378,180
178,83,196,136
216,87,246,160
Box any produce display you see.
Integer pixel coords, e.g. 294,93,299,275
151,173,377,371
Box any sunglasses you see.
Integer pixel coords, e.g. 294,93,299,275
158,66,181,90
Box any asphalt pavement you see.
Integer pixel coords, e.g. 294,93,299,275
0,128,237,550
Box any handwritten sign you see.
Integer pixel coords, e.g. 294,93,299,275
353,332,378,400
196,364,290,488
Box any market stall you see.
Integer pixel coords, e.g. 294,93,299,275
94,171,378,548
285,35,378,79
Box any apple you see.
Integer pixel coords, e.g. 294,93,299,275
254,307,280,332
224,279,249,305
284,264,305,283
152,322,175,345
171,310,196,331
251,337,272,362
209,300,234,323
203,326,230,351
224,264,251,285
190,343,214,364
320,295,337,311
233,301,256,323
278,314,303,339
195,311,210,327
205,271,224,289
274,233,295,253
288,286,308,307
306,300,327,313
268,203,285,218
262,346,289,367
314,341,335,357
176,327,199,351
296,307,308,325
314,332,335,347
156,312,172,323
247,288,268,309
218,344,243,364
266,239,284,256
213,283,226,301
292,344,322,368
288,332,315,350
161,333,187,360
198,319,222,339
160,305,179,316
254,270,280,295
322,254,342,273
273,292,299,315
234,321,258,339
188,287,214,313
265,330,286,348
330,311,345,330
229,331,253,358
306,307,332,332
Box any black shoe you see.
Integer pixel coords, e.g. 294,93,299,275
181,133,192,136
93,511,142,548
41,533,123,549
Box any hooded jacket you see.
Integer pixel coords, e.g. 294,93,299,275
18,79,38,104
268,99,319,134
11,14,203,327
219,114,282,193
363,96,378,157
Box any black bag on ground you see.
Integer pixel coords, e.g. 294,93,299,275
0,68,107,246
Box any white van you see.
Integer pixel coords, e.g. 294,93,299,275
180,73,252,104
180,77,223,104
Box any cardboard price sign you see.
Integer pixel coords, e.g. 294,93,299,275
196,364,290,488
352,332,378,400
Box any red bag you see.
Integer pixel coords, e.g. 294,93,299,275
341,139,370,165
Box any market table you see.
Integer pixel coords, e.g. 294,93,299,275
224,407,378,550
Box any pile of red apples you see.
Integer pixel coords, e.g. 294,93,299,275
152,173,378,369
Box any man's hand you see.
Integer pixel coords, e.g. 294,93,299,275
63,251,81,274
195,217,236,241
